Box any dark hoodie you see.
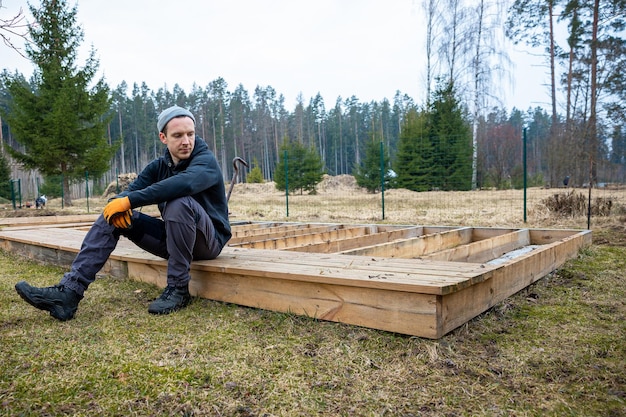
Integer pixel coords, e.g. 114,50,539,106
118,136,231,249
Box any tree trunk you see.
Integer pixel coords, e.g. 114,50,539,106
588,0,600,185
471,0,485,190
62,166,72,207
548,1,557,125
118,109,125,174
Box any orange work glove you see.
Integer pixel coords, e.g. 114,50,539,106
110,210,133,229
103,196,131,225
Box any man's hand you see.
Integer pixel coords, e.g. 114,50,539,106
110,210,133,229
103,196,131,225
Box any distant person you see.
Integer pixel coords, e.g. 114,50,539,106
15,106,231,320
563,176,570,187
35,195,47,209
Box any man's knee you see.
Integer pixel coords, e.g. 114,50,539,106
162,197,196,223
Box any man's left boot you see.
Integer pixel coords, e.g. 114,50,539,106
148,285,191,315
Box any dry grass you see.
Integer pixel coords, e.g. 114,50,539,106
227,179,626,231
0,177,625,416
4,176,625,231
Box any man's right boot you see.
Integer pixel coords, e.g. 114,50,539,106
15,281,82,321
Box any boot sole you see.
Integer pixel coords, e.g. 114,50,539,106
148,297,192,315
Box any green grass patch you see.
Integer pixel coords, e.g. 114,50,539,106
1,244,625,416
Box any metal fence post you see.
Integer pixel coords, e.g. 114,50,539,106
380,141,385,220
284,150,289,218
85,171,90,213
523,127,527,223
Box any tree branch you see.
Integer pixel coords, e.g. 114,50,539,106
0,1,31,58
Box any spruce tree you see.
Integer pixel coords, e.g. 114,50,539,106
274,141,323,194
393,108,434,191
246,158,264,183
1,0,114,206
354,139,391,193
429,82,472,191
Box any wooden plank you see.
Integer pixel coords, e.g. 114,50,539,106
0,214,100,228
282,226,423,253
0,222,95,231
229,224,344,245
470,227,520,241
231,225,374,250
340,227,473,258
529,228,590,245
421,229,532,263
230,222,311,238
230,223,416,248
127,261,442,339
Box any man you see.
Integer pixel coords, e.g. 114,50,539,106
15,106,231,320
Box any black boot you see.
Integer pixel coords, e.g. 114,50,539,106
15,281,82,321
148,285,191,315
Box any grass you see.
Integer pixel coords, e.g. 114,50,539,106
1,181,625,415
1,240,625,416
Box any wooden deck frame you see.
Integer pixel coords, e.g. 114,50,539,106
0,216,591,339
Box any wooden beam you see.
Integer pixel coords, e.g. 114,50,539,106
421,229,532,263
128,260,442,338
340,227,473,258
0,214,100,228
229,223,342,245
232,225,375,250
282,226,423,253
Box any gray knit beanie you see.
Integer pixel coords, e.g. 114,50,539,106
157,106,196,132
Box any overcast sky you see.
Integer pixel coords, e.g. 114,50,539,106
1,0,552,111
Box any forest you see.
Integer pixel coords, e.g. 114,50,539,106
0,0,625,203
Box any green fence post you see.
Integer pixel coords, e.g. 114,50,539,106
85,171,90,213
284,150,289,218
380,141,385,220
10,180,15,210
523,127,527,223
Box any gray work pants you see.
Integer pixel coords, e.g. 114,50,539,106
60,196,222,296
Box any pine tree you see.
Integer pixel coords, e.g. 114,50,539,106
0,0,114,206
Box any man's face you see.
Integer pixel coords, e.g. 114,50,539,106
159,116,195,164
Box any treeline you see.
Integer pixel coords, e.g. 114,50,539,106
2,72,626,196
1,0,625,203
